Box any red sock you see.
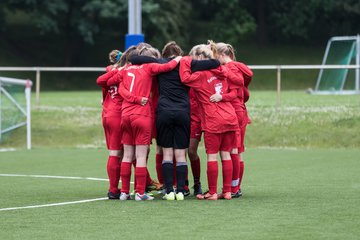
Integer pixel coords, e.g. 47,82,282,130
135,167,147,195
155,153,164,184
207,161,218,194
222,160,233,193
230,154,240,193
190,157,201,184
145,168,153,186
238,160,245,189
172,158,177,186
120,162,132,194
107,156,121,194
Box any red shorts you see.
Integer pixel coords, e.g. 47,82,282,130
121,115,152,145
190,120,202,141
102,116,123,150
204,131,237,154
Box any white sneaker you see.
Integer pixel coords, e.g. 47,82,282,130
162,191,175,200
119,192,131,201
135,193,154,201
176,192,184,201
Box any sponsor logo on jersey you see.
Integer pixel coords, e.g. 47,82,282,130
207,76,217,83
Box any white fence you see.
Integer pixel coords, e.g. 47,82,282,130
0,65,359,106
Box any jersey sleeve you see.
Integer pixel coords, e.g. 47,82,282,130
191,59,220,72
96,68,117,87
130,55,160,65
179,57,203,88
238,62,253,87
221,88,238,102
226,65,244,87
146,59,178,76
107,69,123,86
118,81,142,105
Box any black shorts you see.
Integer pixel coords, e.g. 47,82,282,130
156,110,190,149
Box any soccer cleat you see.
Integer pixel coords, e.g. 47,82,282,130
193,182,203,196
183,187,191,197
107,191,120,200
204,192,218,200
231,189,243,198
162,191,175,201
218,192,232,200
119,192,131,201
176,192,184,201
135,193,154,201
146,180,163,192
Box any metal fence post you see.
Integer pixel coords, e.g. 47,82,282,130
277,66,281,107
35,69,40,105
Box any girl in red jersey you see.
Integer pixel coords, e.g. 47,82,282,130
115,47,181,201
210,42,253,197
96,49,124,200
179,43,240,200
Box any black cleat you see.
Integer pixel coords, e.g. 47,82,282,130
107,191,120,200
231,189,243,198
193,182,203,196
184,188,191,197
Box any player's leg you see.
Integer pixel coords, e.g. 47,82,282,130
174,149,187,200
162,147,175,200
103,116,123,199
196,131,221,200
120,144,134,200
218,131,237,200
133,115,154,201
173,111,190,200
188,120,202,195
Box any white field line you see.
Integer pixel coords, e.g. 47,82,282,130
0,173,108,181
0,173,134,212
0,197,108,212
0,148,16,152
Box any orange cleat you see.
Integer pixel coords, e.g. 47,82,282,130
218,192,231,200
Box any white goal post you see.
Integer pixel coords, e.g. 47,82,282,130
0,76,32,149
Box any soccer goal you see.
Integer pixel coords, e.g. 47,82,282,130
0,76,32,149
313,35,360,94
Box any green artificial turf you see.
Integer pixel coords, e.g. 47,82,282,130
0,148,359,240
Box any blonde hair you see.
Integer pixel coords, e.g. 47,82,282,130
189,43,216,60
216,42,236,60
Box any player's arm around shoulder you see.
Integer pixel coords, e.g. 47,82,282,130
147,56,182,75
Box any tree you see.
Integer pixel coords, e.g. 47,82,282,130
4,0,128,65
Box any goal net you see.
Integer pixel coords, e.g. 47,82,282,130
0,76,32,149
314,35,360,94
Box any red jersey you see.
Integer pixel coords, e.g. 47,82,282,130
189,88,201,123
225,61,254,111
96,66,123,117
116,60,179,117
179,57,238,133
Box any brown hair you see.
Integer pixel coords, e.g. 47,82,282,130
118,46,139,67
162,41,184,58
138,47,161,58
216,42,236,60
136,42,152,49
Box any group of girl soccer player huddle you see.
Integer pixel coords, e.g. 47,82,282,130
96,40,252,201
